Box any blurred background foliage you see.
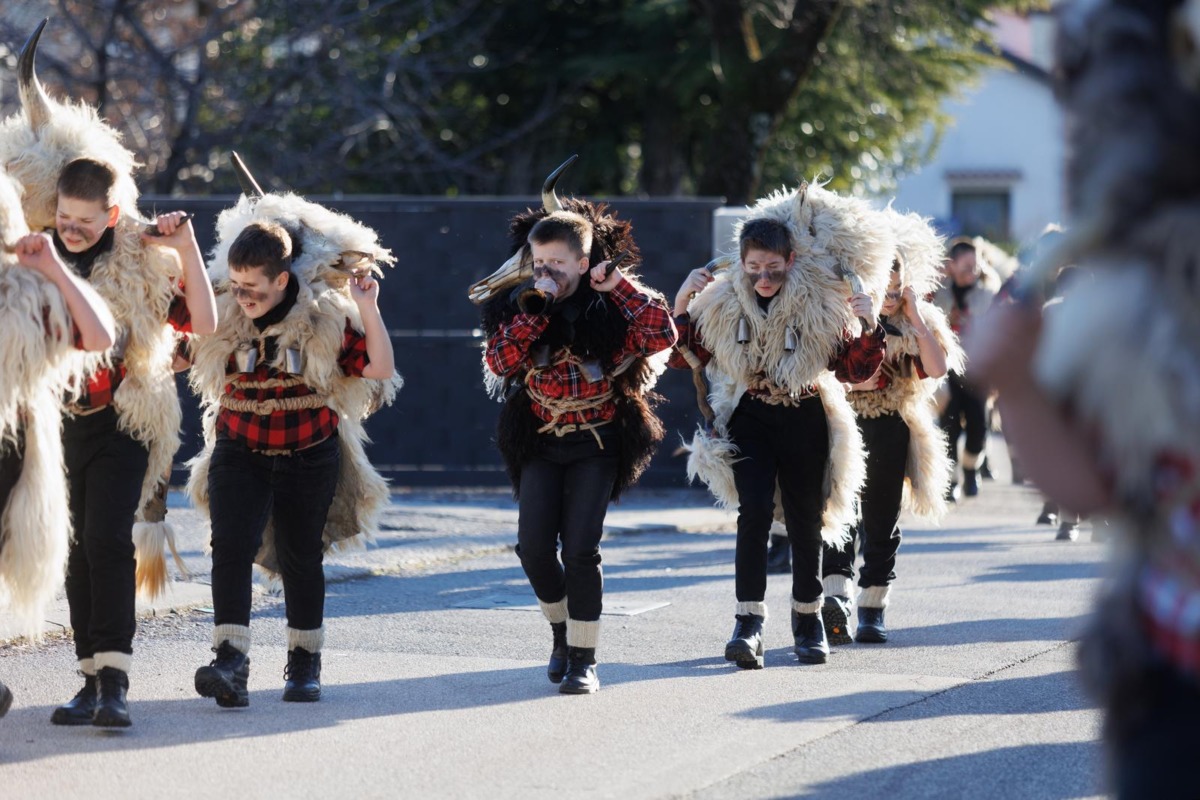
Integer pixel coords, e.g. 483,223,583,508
0,0,1044,201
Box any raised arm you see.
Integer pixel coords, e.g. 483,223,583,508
15,232,114,352
144,212,217,336
349,273,395,381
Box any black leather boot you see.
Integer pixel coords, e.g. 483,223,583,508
724,613,765,670
1036,501,1058,525
51,672,98,726
945,482,960,504
821,595,854,646
92,667,132,728
766,534,791,574
559,647,600,694
0,679,11,718
962,468,979,497
547,622,568,684
856,606,888,643
791,610,829,664
282,647,322,702
1056,521,1080,542
195,641,251,708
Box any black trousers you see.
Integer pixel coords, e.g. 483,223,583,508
729,395,828,606
940,370,987,470
207,433,341,631
0,429,23,522
1110,662,1200,799
824,412,910,588
516,429,618,623
63,407,149,659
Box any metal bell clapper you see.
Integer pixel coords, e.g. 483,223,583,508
284,347,303,375
234,344,258,373
578,358,605,384
736,316,750,344
784,326,798,353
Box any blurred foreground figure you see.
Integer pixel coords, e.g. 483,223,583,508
967,2,1200,796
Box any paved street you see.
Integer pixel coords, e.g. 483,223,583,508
0,447,1107,799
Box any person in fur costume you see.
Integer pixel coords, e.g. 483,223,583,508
669,182,892,669
474,161,676,695
933,238,998,500
967,1,1200,794
185,163,400,708
820,208,963,645
0,21,218,728
0,169,115,719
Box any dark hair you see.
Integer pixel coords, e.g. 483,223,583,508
947,237,976,261
228,221,293,279
739,218,793,260
57,158,117,207
528,211,593,258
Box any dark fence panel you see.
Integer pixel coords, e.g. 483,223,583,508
143,195,723,487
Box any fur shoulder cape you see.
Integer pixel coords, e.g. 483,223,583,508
187,193,402,575
479,198,668,500
849,303,962,521
847,207,963,521
0,52,188,596
0,173,99,638
683,183,894,545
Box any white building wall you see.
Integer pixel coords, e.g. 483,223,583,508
888,65,1067,247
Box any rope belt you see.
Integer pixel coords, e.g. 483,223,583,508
219,392,330,415
746,375,817,407
524,352,615,449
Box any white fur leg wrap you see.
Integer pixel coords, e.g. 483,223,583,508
736,600,768,620
287,626,325,653
78,658,96,677
566,618,601,649
961,451,981,470
538,597,568,624
213,624,251,655
823,574,853,600
792,597,823,615
858,585,891,609
94,651,133,673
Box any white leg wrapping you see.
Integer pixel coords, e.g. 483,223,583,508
791,597,823,615
94,651,132,673
566,619,601,649
78,658,96,677
213,624,251,655
858,585,891,609
287,626,325,653
822,574,853,600
736,600,768,620
538,597,569,625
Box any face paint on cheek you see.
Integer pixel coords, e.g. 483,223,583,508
231,286,270,303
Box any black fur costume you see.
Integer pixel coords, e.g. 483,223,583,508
480,199,665,500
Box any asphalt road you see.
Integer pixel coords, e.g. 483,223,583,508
0,465,1107,799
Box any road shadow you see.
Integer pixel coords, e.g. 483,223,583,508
737,668,1096,727
869,616,1091,648
792,742,1103,799
972,562,1104,583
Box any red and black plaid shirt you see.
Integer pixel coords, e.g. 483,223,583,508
485,277,677,426
216,319,369,452
669,313,887,389
71,294,192,410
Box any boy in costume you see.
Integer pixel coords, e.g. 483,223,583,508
670,183,891,668
821,207,962,644
933,238,997,499
0,169,115,717
186,161,399,707
0,21,217,727
471,158,676,694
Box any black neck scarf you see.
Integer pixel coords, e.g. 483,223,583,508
252,275,300,363
52,227,115,279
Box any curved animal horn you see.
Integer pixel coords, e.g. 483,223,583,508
541,154,578,213
231,151,266,198
18,18,53,132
